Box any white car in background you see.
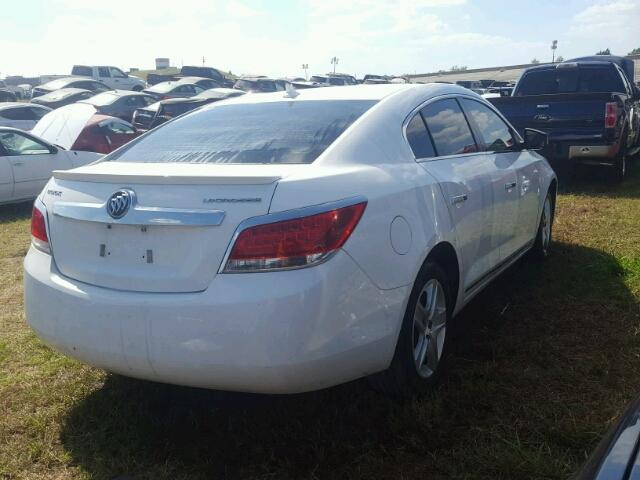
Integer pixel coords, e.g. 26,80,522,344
24,84,556,394
71,65,148,92
0,103,52,131
0,127,101,205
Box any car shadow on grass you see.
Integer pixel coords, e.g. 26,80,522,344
59,240,640,480
553,155,640,198
0,200,32,223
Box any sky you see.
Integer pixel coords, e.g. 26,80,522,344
1,0,639,79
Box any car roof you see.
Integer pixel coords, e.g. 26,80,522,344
177,76,213,84
0,102,28,110
523,61,615,74
200,84,471,111
40,76,93,89
85,114,132,127
146,81,188,92
88,89,147,99
0,102,51,111
37,88,92,99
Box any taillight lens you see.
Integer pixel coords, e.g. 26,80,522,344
31,204,50,254
224,201,367,272
605,102,618,129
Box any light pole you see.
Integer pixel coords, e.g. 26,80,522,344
302,63,308,80
330,56,339,73
551,40,558,63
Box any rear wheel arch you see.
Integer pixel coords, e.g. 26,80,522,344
422,241,460,312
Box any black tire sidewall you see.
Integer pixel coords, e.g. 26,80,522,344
393,262,453,394
533,191,554,258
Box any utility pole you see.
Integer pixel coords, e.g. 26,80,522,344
330,56,339,73
302,63,308,80
551,40,558,63
202,56,205,66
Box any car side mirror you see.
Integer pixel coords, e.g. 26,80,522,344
523,128,548,151
48,145,58,154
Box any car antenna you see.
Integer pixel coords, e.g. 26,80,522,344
283,83,299,99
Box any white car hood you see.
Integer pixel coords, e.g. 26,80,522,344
31,103,97,150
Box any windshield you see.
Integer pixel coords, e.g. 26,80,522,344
516,66,625,95
108,100,376,164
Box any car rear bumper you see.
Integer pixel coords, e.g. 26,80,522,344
24,247,407,394
548,138,622,164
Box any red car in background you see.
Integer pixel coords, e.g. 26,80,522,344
71,114,139,154
32,103,139,155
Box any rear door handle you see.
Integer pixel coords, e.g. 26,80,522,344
11,161,24,166
505,182,517,190
451,194,468,205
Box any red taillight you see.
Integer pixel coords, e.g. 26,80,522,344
224,202,367,272
31,204,50,253
605,102,618,129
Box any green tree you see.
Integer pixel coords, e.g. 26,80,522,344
596,48,611,55
531,58,540,64
450,65,468,72
629,47,640,55
556,55,564,62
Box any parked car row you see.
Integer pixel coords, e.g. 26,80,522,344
132,88,244,130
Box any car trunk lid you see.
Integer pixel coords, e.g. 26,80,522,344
45,161,297,293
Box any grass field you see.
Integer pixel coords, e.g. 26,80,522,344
1,167,639,479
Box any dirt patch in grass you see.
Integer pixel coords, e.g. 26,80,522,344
1,168,639,479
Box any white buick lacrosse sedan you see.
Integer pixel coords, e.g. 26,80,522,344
24,84,556,394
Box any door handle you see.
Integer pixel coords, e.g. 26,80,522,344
505,181,517,190
451,194,468,205
11,161,24,166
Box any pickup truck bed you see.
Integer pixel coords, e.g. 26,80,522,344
489,92,627,162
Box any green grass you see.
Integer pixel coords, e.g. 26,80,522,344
1,167,639,479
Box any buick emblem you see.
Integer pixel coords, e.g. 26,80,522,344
106,189,135,219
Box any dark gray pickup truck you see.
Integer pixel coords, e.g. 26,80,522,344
490,56,640,181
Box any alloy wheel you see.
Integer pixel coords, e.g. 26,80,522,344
412,279,447,378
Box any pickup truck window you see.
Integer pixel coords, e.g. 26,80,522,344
109,67,127,79
516,66,625,96
72,66,92,76
460,99,515,153
98,67,110,78
421,99,478,157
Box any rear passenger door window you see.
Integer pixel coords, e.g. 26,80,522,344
98,67,110,78
459,99,515,152
405,113,435,159
421,99,477,156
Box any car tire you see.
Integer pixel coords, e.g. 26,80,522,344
613,151,627,183
132,85,143,92
369,262,452,396
612,132,629,183
531,190,554,260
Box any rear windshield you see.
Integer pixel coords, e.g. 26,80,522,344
108,100,377,164
516,66,625,95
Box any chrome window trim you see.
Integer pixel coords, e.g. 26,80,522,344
52,200,225,227
218,195,367,274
